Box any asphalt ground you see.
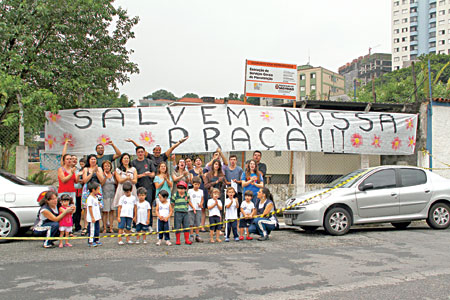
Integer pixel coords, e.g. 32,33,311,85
1,221,450,299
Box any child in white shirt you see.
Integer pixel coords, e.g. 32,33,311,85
135,187,151,244
86,182,102,247
239,190,256,240
224,187,240,242
117,182,137,245
155,190,173,246
188,177,204,242
207,188,223,243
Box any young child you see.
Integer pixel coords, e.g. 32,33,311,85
224,187,239,242
188,177,204,242
135,187,151,244
207,188,223,243
58,194,75,248
239,190,256,240
117,181,137,245
171,180,192,245
155,190,173,246
86,182,102,247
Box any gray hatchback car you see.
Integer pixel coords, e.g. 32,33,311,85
283,166,450,235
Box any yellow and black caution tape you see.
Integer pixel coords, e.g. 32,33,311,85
0,170,369,241
421,148,450,169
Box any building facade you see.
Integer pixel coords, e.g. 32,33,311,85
392,0,450,70
339,53,392,93
297,65,345,101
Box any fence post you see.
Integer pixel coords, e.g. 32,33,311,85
293,151,306,195
15,93,28,178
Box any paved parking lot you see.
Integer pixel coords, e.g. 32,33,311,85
2,221,450,299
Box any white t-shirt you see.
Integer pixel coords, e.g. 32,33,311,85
188,189,203,211
118,195,137,218
136,201,151,225
86,195,101,223
240,201,255,218
207,198,222,217
158,201,171,218
225,197,238,220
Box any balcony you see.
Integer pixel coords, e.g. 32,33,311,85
410,40,418,46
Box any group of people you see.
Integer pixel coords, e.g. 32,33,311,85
32,136,278,248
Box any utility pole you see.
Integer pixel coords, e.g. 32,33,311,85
411,61,419,105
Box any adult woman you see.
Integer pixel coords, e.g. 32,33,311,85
249,187,278,241
154,161,173,201
57,154,78,200
204,159,226,200
172,159,192,194
185,157,194,172
101,160,116,233
113,153,137,209
190,157,208,230
81,154,105,235
241,159,264,204
33,191,75,248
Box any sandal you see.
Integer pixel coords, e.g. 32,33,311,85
81,228,87,236
109,226,114,233
102,228,107,234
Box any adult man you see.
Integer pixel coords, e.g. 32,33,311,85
224,155,244,204
95,141,122,167
131,146,156,229
126,136,189,169
247,151,267,184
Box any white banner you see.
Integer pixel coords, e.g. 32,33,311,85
44,105,418,155
245,60,297,100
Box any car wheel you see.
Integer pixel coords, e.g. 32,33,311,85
300,226,319,233
427,202,450,229
0,211,18,242
391,222,411,229
323,207,351,236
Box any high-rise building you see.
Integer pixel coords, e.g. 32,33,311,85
392,0,450,70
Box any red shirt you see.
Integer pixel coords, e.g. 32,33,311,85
58,168,76,193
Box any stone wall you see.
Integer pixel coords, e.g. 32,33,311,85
267,183,327,209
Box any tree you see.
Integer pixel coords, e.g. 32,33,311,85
182,93,199,99
145,89,177,100
226,93,240,100
0,0,139,132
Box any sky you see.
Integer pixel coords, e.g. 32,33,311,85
114,0,391,101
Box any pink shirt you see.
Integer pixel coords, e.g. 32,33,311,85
59,206,73,227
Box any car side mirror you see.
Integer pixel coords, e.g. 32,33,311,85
360,183,374,191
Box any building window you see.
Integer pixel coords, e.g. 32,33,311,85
411,35,417,41
439,50,446,54
410,16,418,22
394,28,400,34
394,19,399,25
394,1,399,5
402,55,408,61
411,45,417,50
402,37,407,42
394,38,400,43
430,31,436,38
430,12,436,19
311,85,316,90
430,41,436,47
402,0,407,4
394,10,399,16
439,19,446,25
402,18,408,23
431,3,437,9
440,30,446,35
402,27,408,32
300,86,305,92
410,7,417,13
310,73,316,79
410,26,417,32
430,22,436,28
395,66,400,70
410,0,416,3
439,10,446,16
410,55,417,60
394,57,400,62
439,0,446,5
402,46,408,51
439,40,445,45
300,74,306,80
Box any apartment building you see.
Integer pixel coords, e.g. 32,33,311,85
392,0,450,70
297,65,345,100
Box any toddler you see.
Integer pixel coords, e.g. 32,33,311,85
117,181,137,245
86,182,102,247
155,190,173,246
58,194,75,248
224,187,239,242
239,191,255,240
207,188,223,243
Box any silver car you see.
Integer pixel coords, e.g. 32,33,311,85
0,169,53,240
283,166,450,235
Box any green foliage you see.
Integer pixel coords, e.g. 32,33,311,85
0,0,139,134
145,89,178,100
182,93,199,99
354,54,450,103
246,97,260,105
225,93,240,100
27,170,53,185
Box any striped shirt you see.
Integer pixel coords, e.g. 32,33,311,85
171,192,190,213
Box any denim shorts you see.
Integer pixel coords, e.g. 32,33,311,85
209,215,222,231
118,217,133,230
136,224,149,232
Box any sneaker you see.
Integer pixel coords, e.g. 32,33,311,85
166,240,172,246
156,240,162,246
118,241,125,245
135,240,140,244
89,242,97,247
234,237,240,241
127,240,134,245
149,227,154,233
225,238,230,242
195,236,203,243
43,244,55,249
257,235,269,241
143,240,148,244
96,242,103,246
239,236,244,240
131,228,136,233
246,236,253,240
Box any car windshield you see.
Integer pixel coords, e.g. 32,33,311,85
0,169,35,185
324,169,367,189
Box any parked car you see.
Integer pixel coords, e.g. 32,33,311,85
283,166,450,235
0,169,53,240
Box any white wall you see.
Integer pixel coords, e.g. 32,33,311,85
432,105,450,179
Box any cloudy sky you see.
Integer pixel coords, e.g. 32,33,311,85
114,0,391,101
